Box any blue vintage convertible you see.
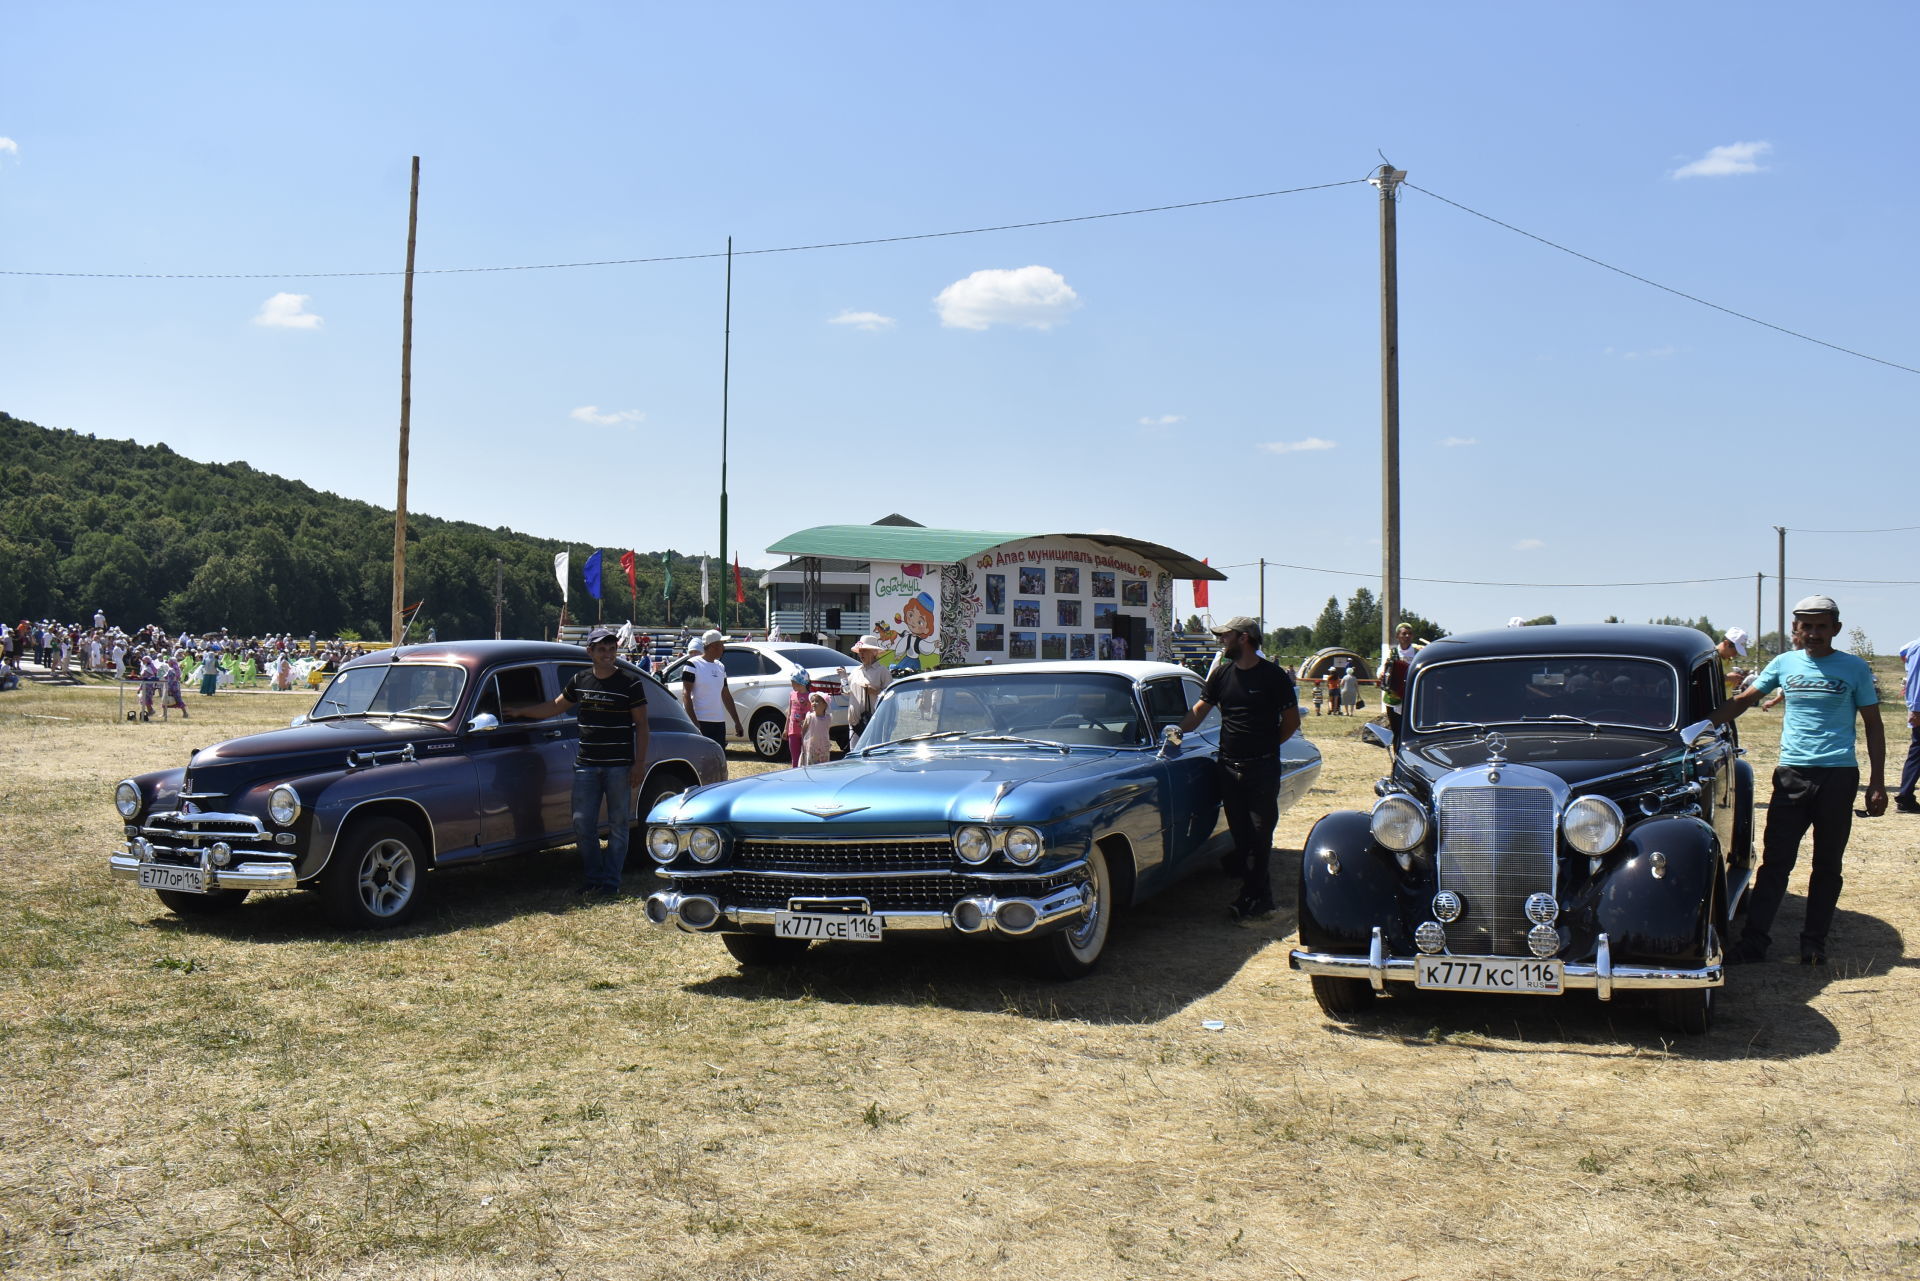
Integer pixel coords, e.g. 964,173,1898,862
644,660,1323,977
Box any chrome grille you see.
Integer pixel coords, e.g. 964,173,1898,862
1435,785,1556,956
736,838,952,874
702,873,1058,913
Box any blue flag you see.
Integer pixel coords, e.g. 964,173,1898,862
583,549,603,601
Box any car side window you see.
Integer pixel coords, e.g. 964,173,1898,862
719,649,763,679
1182,676,1220,730
478,665,546,720
1144,678,1191,730
1689,660,1720,722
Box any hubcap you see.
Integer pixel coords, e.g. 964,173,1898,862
755,718,785,757
357,838,417,917
1067,863,1105,955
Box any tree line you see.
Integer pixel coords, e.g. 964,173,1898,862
0,414,763,640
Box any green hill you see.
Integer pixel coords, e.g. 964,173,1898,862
0,412,755,640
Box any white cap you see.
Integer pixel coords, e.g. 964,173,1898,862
1723,626,1750,656
698,629,725,648
853,634,886,653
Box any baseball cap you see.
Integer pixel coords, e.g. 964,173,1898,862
698,629,725,647
1208,616,1260,637
585,627,619,645
1792,594,1839,617
1723,626,1749,655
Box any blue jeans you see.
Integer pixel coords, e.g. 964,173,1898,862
571,765,633,892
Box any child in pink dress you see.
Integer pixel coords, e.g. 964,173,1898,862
786,669,811,765
799,691,834,766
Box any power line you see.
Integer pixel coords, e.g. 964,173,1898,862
1405,182,1920,377
1782,523,1920,535
0,178,1370,281
1209,559,1920,588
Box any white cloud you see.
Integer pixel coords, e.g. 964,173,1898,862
828,310,895,332
570,406,645,427
252,292,322,329
0,137,18,158
1515,538,1545,551
1138,414,1185,427
1440,435,1478,447
1258,437,1337,454
935,265,1080,330
1671,141,1771,179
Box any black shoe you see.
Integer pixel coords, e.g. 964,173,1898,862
1894,796,1920,814
1799,949,1827,965
1723,940,1767,966
1228,894,1276,921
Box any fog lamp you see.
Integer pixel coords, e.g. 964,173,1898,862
1415,921,1447,954
1527,924,1560,958
1432,890,1463,923
1524,892,1559,925
209,841,232,868
131,836,153,860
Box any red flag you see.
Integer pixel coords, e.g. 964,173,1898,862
733,554,747,605
619,550,637,595
1193,560,1209,608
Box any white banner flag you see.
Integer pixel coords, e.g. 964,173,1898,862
701,557,711,608
554,551,570,602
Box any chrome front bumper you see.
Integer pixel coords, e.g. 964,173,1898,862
1289,929,1722,1000
645,882,1090,938
109,851,300,892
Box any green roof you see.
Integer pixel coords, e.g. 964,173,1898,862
765,525,1225,580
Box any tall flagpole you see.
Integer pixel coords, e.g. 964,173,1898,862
391,156,420,645
718,236,732,634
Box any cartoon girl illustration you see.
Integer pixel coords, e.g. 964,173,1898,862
899,592,936,662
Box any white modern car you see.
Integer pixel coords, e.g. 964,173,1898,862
660,641,858,760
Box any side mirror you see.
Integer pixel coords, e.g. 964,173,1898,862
289,713,309,728
1158,725,1184,756
1679,718,1719,748
1361,721,1393,749
466,712,501,734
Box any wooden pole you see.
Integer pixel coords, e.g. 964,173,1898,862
494,557,504,640
1754,571,1762,657
391,156,420,645
1373,163,1406,671
1774,526,1786,651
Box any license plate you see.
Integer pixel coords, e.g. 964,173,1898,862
1415,955,1563,994
138,863,206,894
773,911,882,942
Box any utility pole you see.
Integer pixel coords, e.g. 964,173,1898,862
494,557,504,640
391,156,420,646
1774,526,1787,652
718,237,732,635
1257,557,1267,650
1371,161,1406,671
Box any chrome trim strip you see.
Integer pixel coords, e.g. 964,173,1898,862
1368,926,1385,992
736,836,947,848
143,810,268,833
1595,932,1613,1001
725,907,954,932
1288,945,1722,992
110,853,299,891
657,859,1089,883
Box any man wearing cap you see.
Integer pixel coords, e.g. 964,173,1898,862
507,627,650,898
680,630,743,754
1716,627,1750,665
840,634,892,746
1894,631,1920,814
1712,595,1886,964
1177,616,1300,920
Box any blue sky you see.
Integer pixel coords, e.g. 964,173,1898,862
5,2,1916,649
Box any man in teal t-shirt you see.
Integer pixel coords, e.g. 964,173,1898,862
1712,595,1887,964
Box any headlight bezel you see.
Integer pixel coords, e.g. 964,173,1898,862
953,824,993,865
686,826,723,864
646,825,682,864
114,780,142,820
267,784,302,827
1563,794,1625,856
1002,826,1044,866
1369,794,1429,852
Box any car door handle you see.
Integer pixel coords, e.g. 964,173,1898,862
543,728,564,739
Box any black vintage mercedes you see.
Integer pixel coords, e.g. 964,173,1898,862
108,641,727,928
1288,624,1754,1033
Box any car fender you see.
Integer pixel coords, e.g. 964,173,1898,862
1591,815,1721,964
299,759,476,880
1297,809,1406,953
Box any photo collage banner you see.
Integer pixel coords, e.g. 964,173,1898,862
947,536,1174,666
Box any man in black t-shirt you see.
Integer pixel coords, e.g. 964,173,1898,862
510,628,651,898
1178,616,1300,919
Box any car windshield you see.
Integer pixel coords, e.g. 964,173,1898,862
863,671,1145,748
1411,656,1678,732
777,645,860,670
310,662,468,721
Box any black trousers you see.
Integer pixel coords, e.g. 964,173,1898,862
1218,755,1282,901
1741,765,1858,954
1898,723,1920,800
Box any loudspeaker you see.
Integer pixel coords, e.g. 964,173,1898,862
1115,614,1147,661
825,607,842,630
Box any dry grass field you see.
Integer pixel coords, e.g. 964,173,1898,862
2,670,1917,1279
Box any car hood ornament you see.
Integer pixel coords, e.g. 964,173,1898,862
793,803,870,819
1483,732,1508,781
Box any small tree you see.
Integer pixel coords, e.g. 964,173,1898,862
1311,596,1344,650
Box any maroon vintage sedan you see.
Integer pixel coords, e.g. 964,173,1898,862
108,641,727,928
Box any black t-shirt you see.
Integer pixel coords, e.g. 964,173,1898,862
564,667,648,767
1203,656,1298,760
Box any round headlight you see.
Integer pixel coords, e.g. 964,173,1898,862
209,841,233,868
1369,794,1429,852
1003,826,1044,866
647,826,681,863
115,780,142,819
687,827,723,864
954,825,992,865
268,785,302,827
1563,795,1625,856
